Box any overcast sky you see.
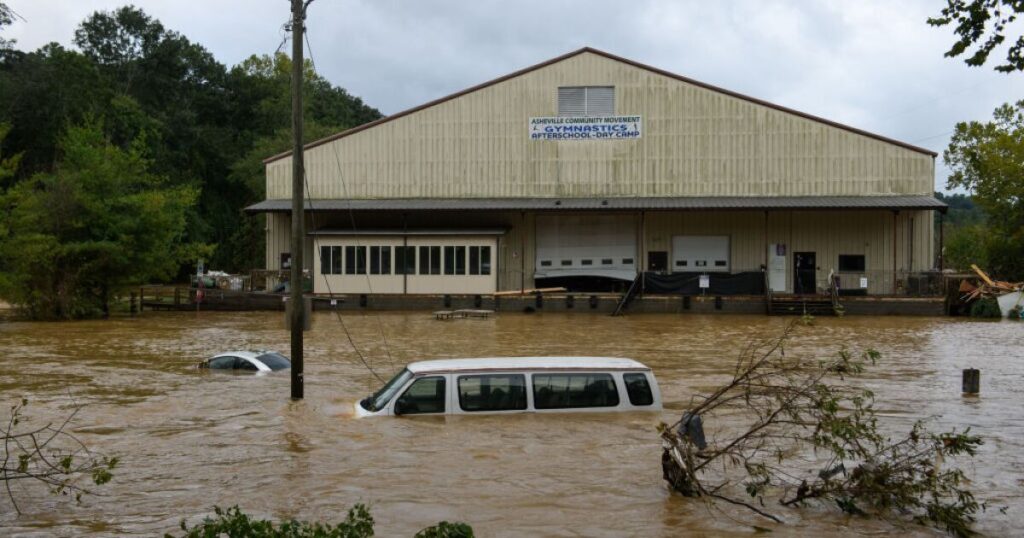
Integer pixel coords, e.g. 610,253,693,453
6,0,1024,191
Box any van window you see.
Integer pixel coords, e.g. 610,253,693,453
395,376,445,415
458,374,527,412
532,373,619,409
623,373,654,406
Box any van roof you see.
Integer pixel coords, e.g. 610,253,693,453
406,356,651,374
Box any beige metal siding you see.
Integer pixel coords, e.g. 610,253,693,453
266,51,933,200
644,209,934,294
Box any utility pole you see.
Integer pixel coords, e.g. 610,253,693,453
289,0,311,400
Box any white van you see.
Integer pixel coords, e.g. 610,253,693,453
354,357,662,417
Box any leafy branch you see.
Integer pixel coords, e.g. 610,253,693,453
660,319,984,537
1,398,118,514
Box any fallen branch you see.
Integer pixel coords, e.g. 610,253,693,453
660,319,984,537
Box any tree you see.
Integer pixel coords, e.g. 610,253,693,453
661,321,983,536
0,121,201,319
929,0,1024,72
943,101,1024,279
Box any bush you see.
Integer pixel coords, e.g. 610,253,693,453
969,298,1002,318
169,505,474,538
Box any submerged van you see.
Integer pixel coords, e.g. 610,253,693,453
355,357,662,417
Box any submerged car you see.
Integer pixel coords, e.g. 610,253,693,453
356,357,662,418
201,351,291,373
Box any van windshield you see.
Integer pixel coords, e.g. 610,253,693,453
362,368,414,411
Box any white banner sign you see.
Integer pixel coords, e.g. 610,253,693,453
529,116,642,140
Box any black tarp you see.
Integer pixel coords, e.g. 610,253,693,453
642,271,765,295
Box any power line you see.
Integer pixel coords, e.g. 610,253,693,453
288,24,395,382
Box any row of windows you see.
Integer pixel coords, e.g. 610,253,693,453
539,258,634,267
320,245,491,276
676,260,728,267
394,372,653,415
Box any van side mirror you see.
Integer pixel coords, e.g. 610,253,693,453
394,396,410,416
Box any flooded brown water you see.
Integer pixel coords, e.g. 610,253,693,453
1,312,1022,537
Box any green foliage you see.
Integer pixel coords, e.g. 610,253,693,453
928,0,1024,72
943,101,1024,280
0,1,15,50
944,224,989,272
415,522,474,538
0,121,200,318
171,505,374,538
170,505,474,538
969,297,1003,318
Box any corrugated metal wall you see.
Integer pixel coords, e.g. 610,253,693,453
265,51,933,200
266,209,935,294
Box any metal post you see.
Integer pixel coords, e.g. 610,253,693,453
520,211,526,294
938,210,945,272
289,0,308,400
892,210,898,295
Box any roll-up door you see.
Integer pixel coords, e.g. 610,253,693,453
672,236,730,273
535,215,637,281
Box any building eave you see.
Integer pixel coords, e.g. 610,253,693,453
246,195,948,214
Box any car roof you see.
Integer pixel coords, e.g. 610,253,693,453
212,351,270,360
405,357,651,375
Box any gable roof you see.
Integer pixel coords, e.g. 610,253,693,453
264,47,937,164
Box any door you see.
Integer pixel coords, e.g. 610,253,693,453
793,252,816,295
672,236,730,272
767,243,787,292
647,251,668,272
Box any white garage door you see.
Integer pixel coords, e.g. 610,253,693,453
535,215,637,281
672,235,730,272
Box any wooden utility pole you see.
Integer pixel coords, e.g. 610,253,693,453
289,0,310,400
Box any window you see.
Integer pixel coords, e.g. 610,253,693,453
622,258,634,265
714,260,727,267
623,373,654,406
207,356,237,369
676,260,688,267
561,260,572,266
345,246,367,274
601,259,613,265
468,246,490,275
430,246,441,274
255,353,291,371
320,246,331,275
419,246,430,275
455,246,466,274
331,246,341,275
838,255,866,272
395,246,416,275
370,246,391,275
480,246,491,275
235,358,258,371
321,246,342,275
395,376,446,415
558,86,614,117
532,373,620,409
365,369,413,412
444,246,456,275
541,260,552,267
581,259,593,266
458,374,527,412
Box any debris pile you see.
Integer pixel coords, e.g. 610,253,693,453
960,264,1023,318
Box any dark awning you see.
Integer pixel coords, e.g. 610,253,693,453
246,195,947,214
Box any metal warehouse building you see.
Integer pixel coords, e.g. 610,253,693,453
246,47,945,299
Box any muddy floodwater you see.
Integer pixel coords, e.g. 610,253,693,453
1,312,1022,536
